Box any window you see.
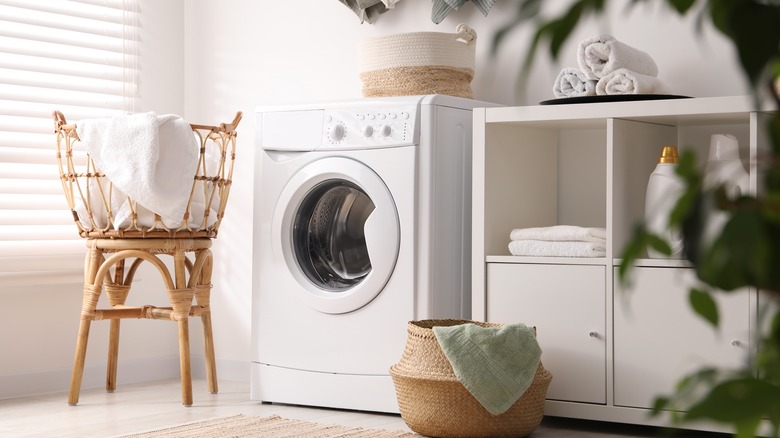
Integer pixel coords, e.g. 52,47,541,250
0,0,137,286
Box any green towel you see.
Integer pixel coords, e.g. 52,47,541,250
433,322,541,415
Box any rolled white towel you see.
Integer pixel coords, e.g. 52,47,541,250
508,240,606,258
553,68,597,98
577,35,658,80
509,225,606,243
596,68,670,95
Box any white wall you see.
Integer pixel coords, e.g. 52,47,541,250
182,0,748,384
1,0,750,400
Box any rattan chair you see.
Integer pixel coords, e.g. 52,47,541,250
53,110,242,406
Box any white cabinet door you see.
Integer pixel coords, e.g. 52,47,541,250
487,263,607,404
613,267,750,409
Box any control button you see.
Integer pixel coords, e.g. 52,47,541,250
368,114,376,120
390,113,398,119
325,115,332,123
381,125,391,137
362,125,374,137
357,114,365,120
379,114,386,120
401,112,409,120
329,124,345,142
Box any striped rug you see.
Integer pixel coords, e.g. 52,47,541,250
118,414,421,438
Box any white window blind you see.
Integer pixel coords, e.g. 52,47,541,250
0,0,137,286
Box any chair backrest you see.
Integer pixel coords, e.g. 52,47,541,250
53,111,242,239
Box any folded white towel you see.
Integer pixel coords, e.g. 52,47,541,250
577,35,658,80
509,225,606,243
508,240,606,257
553,68,597,98
595,68,670,95
76,112,199,225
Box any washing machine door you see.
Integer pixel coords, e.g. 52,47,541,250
273,156,400,314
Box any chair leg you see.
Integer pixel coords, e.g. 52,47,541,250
69,247,103,406
106,261,129,393
106,319,121,392
68,318,92,406
195,250,218,394
172,249,194,406
201,312,218,394
177,318,193,406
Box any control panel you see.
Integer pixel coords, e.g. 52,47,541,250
320,104,418,150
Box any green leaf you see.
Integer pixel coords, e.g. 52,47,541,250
646,232,672,256
727,2,780,87
684,377,780,425
689,288,719,328
549,2,585,58
667,0,696,14
617,224,649,286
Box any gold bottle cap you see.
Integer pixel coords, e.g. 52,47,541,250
658,146,679,164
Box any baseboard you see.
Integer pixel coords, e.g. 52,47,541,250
0,356,250,400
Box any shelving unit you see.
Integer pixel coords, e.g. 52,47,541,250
471,96,773,431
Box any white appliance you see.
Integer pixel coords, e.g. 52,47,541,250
251,95,492,413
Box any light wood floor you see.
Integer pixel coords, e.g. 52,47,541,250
0,379,730,437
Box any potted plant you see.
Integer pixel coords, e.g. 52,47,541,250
492,1,780,437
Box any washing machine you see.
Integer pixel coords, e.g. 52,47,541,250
251,95,494,413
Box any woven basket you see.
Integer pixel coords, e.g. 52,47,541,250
53,111,241,239
359,24,476,99
390,319,552,438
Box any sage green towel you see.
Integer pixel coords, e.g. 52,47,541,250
433,323,541,415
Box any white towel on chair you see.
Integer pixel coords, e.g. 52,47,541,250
509,225,606,243
76,112,199,225
553,68,597,98
577,35,658,80
509,240,606,257
596,68,670,95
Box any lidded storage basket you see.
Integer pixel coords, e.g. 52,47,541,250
359,24,477,99
390,319,552,438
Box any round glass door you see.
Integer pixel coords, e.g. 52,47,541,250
293,180,375,291
273,157,400,314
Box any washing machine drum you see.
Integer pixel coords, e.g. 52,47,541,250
273,156,401,314
295,181,374,289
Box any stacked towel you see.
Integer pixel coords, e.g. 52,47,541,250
552,67,596,98
433,322,541,415
552,34,669,98
76,112,201,229
508,225,606,257
577,34,658,80
595,67,670,95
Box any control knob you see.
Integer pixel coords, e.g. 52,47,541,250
362,125,374,137
380,125,392,137
329,123,345,142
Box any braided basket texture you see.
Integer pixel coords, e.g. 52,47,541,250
390,319,552,438
359,24,477,98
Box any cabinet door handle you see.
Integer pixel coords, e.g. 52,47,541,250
589,331,600,339
731,340,742,347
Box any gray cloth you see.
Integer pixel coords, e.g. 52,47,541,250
432,0,495,24
338,0,389,24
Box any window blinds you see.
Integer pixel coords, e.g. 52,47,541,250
0,0,137,286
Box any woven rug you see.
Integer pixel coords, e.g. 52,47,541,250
118,414,421,437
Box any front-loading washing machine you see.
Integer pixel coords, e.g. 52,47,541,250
251,95,494,413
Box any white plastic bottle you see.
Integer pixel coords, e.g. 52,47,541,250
645,145,685,258
701,133,749,249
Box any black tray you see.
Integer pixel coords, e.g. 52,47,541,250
539,94,692,105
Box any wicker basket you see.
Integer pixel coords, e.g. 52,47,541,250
53,111,241,239
359,24,477,99
390,320,552,438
